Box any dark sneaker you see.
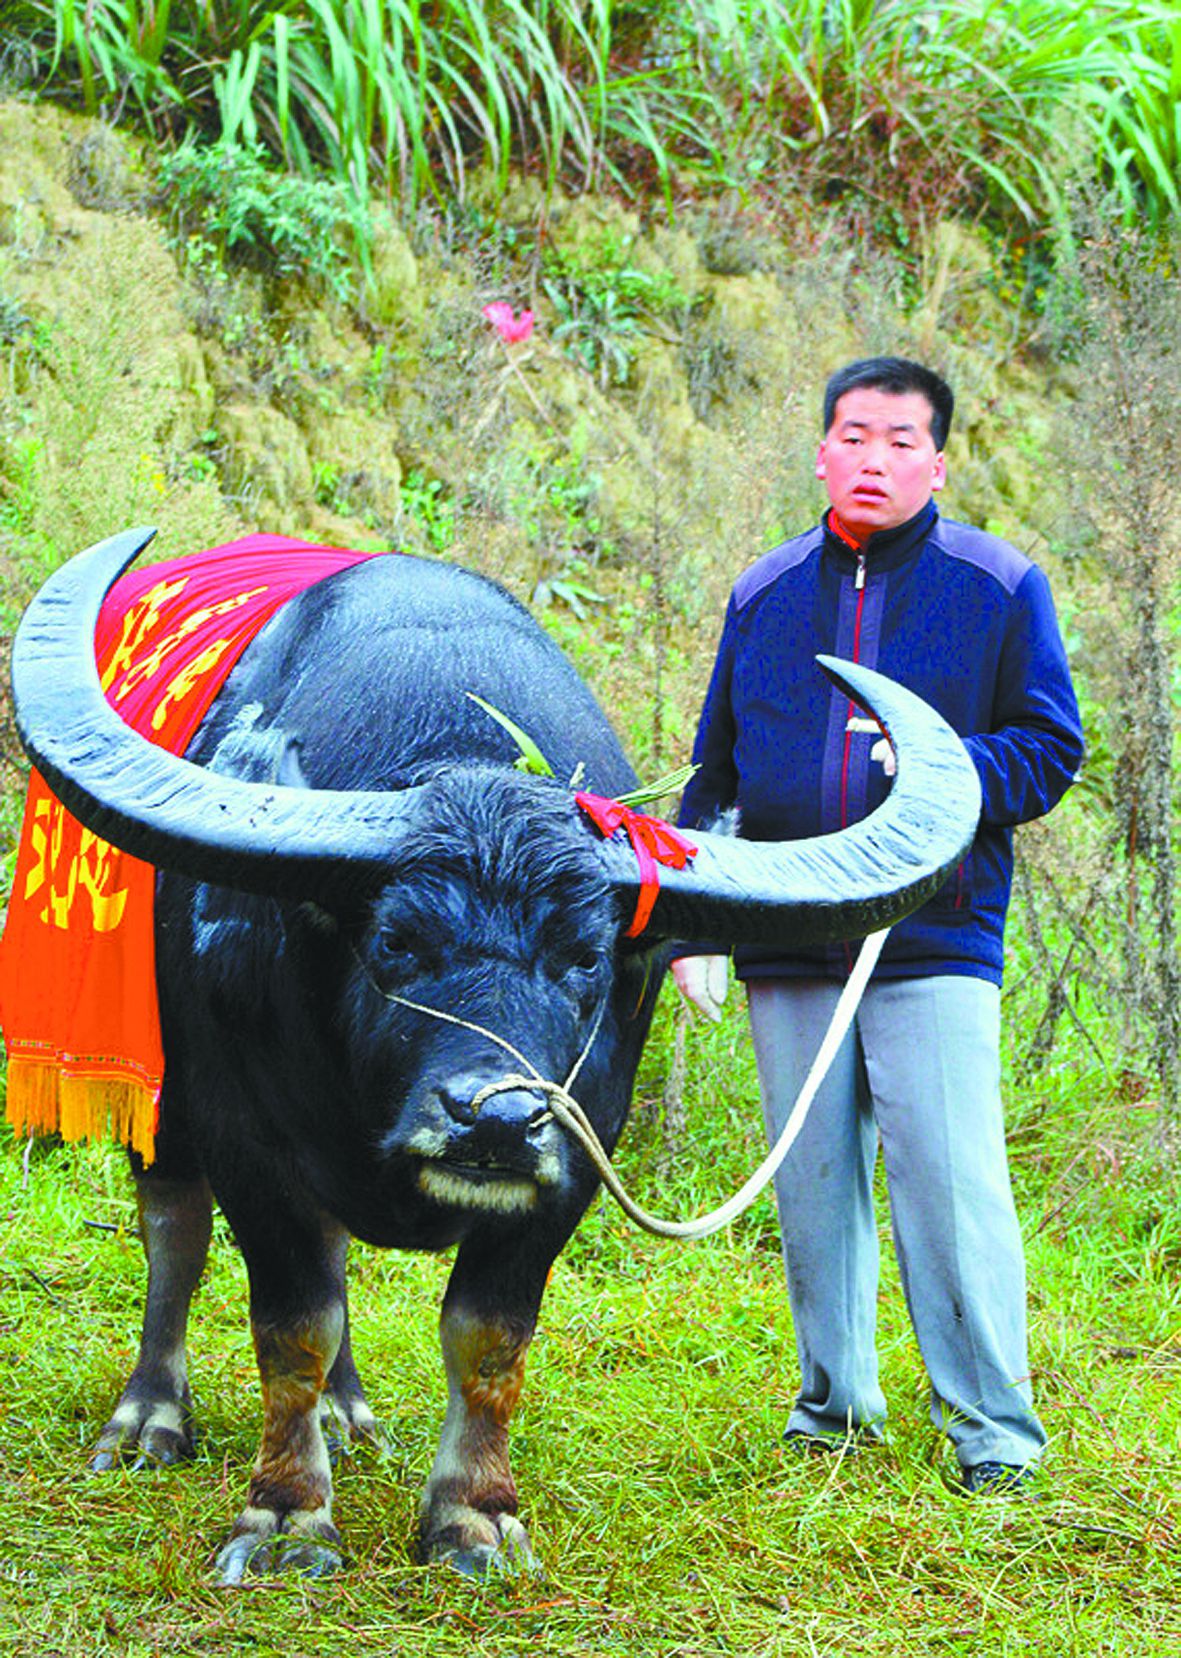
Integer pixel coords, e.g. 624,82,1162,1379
962,1460,1035,1496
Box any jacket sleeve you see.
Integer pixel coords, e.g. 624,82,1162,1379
670,601,741,962
677,597,740,832
962,564,1083,827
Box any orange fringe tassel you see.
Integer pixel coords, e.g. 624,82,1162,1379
5,1058,157,1165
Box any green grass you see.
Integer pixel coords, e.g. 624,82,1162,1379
1,988,1178,1656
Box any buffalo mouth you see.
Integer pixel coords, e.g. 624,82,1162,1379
402,1107,562,1214
416,1157,540,1214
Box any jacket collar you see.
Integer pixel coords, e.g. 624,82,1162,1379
822,498,939,573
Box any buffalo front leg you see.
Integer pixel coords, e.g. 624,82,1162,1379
209,1196,351,1582
216,1298,346,1583
419,1247,549,1575
91,1168,212,1470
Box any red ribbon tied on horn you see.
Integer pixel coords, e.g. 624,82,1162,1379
575,792,697,938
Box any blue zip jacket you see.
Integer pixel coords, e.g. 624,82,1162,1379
677,501,1083,984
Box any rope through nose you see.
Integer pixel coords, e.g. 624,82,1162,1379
374,989,607,1119
374,988,544,1082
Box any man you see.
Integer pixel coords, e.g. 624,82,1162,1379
673,357,1082,1493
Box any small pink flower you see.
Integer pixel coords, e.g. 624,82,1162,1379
482,302,534,344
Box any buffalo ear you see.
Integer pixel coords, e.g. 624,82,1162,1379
292,900,340,938
283,897,349,986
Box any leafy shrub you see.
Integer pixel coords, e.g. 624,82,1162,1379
157,138,360,299
542,231,693,386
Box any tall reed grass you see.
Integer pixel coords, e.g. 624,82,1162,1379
11,3,1181,232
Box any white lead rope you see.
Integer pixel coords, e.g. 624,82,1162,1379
551,926,890,1240
381,926,890,1242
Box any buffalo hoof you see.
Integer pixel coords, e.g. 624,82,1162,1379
422,1511,540,1578
90,1394,195,1471
215,1506,344,1584
319,1392,389,1463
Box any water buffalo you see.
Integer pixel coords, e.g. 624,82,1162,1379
10,527,979,1580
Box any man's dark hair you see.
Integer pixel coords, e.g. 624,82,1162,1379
823,357,954,449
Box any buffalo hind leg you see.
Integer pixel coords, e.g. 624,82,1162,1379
319,1222,383,1459
91,1167,212,1470
419,1242,549,1576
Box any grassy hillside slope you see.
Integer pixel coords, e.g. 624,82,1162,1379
0,95,1178,1658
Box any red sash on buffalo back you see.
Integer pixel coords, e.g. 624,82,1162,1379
0,535,379,1163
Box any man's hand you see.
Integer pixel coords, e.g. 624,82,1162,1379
847,716,897,778
671,954,729,1022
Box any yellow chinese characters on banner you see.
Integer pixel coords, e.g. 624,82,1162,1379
1,568,283,1166
18,572,270,943
103,575,268,722
23,798,129,933
99,574,190,695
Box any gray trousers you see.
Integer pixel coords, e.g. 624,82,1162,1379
747,974,1046,1469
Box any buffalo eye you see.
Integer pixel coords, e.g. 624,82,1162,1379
563,950,604,1005
372,924,419,973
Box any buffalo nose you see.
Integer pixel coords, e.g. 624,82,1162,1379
437,1079,551,1134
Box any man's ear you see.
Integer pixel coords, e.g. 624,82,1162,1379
932,451,947,493
815,441,827,481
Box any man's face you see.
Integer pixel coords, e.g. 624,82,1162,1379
816,386,946,540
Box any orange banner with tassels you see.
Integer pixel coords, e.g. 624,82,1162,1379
0,535,379,1163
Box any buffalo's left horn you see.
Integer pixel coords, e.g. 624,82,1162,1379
598,656,981,949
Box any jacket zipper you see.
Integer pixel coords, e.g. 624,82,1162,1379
839,552,868,826
839,551,868,972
